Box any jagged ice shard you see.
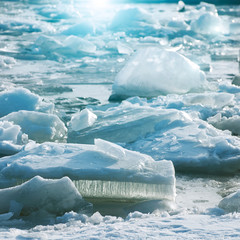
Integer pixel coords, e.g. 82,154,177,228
0,139,176,203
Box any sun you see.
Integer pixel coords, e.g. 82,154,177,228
90,0,110,8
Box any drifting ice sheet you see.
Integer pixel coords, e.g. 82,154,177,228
110,47,206,99
0,139,176,202
72,97,240,174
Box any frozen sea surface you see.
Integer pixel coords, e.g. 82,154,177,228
1,0,240,239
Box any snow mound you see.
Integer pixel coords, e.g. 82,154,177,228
0,121,27,157
0,88,53,117
69,108,97,131
0,139,176,202
0,176,85,217
0,110,67,143
190,12,226,35
110,47,206,100
219,190,240,213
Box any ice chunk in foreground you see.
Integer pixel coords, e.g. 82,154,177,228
0,176,85,217
110,47,206,100
0,121,27,157
68,108,97,131
219,190,240,213
0,139,176,202
0,111,67,143
0,88,53,118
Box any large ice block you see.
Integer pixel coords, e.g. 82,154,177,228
0,139,176,202
110,47,207,100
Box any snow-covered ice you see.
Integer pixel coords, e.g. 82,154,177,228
0,0,240,238
0,139,176,203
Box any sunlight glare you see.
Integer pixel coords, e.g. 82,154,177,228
90,0,110,8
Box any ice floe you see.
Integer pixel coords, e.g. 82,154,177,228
128,115,240,174
190,12,226,35
69,96,240,174
110,47,207,100
33,35,96,58
68,108,97,131
0,111,67,143
62,21,95,37
0,176,86,217
0,121,27,157
0,139,176,202
0,88,53,118
208,114,240,136
62,35,96,54
110,7,158,35
219,189,240,213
